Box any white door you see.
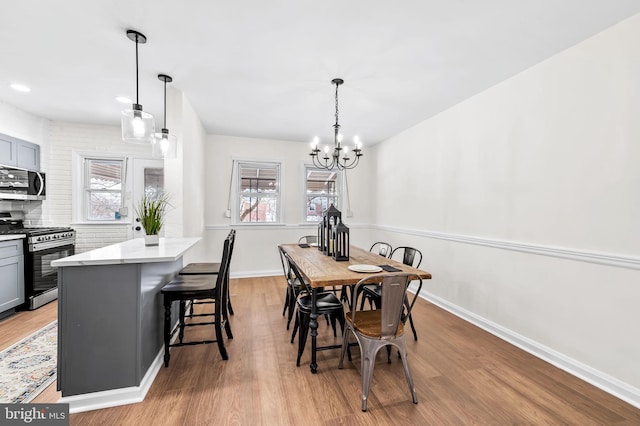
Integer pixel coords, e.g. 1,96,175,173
131,158,164,239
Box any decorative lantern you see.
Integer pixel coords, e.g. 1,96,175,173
317,220,325,252
332,219,349,261
322,204,342,256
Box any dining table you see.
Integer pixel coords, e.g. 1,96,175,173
278,243,432,373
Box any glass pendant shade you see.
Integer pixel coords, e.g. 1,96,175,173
122,104,155,144
152,128,177,159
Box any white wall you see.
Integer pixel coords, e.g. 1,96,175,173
199,134,374,274
163,87,208,264
371,14,640,402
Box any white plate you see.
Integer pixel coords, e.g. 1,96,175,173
309,242,318,247
348,264,383,273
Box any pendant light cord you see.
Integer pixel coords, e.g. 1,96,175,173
135,34,140,104
334,80,340,148
163,79,167,128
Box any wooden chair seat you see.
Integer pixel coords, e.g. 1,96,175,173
346,310,404,338
180,262,221,275
161,275,215,296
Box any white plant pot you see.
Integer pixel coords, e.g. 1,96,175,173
144,234,159,246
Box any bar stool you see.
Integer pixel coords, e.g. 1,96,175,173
179,229,236,316
161,233,234,367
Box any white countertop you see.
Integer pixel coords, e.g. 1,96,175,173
0,234,25,242
51,237,201,267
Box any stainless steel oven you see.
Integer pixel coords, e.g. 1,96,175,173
25,230,75,309
0,211,75,310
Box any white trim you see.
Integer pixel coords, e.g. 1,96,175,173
417,290,640,409
59,344,165,413
374,224,640,270
205,223,368,231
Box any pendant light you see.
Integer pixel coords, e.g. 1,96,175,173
152,74,177,159
121,30,155,144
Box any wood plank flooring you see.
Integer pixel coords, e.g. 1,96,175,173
1,276,639,425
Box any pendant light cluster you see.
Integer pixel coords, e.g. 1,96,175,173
309,78,363,170
121,29,176,159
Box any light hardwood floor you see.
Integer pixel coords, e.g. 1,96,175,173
2,276,639,425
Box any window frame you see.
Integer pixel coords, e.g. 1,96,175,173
83,157,126,221
303,165,342,223
72,151,130,224
233,159,283,225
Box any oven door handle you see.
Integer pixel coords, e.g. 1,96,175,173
30,240,75,252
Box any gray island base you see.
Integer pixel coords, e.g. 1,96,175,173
52,237,201,413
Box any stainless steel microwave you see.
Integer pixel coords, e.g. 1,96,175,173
0,167,46,200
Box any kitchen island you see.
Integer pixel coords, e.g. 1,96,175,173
52,237,200,412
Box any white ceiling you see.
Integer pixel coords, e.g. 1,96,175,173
1,1,639,146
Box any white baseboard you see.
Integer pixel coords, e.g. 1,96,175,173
415,289,640,409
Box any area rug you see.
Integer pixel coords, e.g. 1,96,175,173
0,321,57,403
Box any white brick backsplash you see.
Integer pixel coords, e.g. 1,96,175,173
47,121,152,250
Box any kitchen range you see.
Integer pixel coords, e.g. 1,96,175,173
0,211,75,310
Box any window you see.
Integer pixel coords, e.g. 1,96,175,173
84,158,125,221
143,167,164,200
305,167,340,222
237,161,281,223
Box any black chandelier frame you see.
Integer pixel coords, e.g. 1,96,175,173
309,78,363,170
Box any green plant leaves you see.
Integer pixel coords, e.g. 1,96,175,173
135,193,171,235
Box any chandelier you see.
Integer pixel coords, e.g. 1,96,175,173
309,78,363,170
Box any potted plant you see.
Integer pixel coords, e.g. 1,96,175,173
136,193,171,246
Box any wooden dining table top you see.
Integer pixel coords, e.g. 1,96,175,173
279,244,432,288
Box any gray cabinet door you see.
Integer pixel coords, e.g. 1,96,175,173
0,135,17,166
0,254,25,312
16,140,40,170
0,133,40,170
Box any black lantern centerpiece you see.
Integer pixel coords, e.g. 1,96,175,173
322,204,341,256
332,218,349,261
317,219,325,252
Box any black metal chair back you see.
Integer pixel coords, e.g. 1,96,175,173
391,246,422,268
369,242,392,258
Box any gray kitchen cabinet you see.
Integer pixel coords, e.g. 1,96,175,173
0,239,25,314
0,133,40,170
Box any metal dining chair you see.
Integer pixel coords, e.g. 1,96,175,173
284,251,345,367
361,246,422,341
369,241,392,258
339,273,423,411
358,242,393,310
278,245,306,330
298,235,318,245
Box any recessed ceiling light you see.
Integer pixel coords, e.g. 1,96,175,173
10,83,30,93
116,96,132,104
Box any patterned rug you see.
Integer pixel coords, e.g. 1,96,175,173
0,321,57,403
